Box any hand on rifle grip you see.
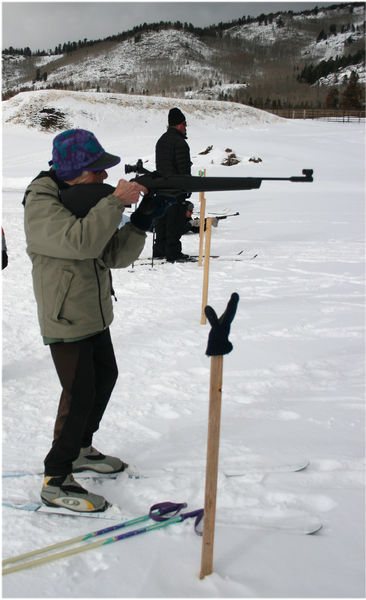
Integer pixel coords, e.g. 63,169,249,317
130,194,170,232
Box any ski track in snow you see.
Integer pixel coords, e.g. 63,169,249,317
1,92,365,598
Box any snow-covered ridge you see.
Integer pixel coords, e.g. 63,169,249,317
2,29,223,96
302,26,365,62
36,30,218,90
2,89,282,133
2,3,365,99
317,61,365,86
226,19,310,45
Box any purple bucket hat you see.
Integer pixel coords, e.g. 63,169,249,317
51,129,121,181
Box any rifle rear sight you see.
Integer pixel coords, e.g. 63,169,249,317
125,159,149,175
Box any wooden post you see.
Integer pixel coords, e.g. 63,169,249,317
201,218,212,324
198,191,206,267
199,355,224,579
199,292,239,580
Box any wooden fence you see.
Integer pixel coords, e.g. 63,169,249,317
267,108,365,121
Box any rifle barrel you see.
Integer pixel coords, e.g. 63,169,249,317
135,175,262,192
135,170,313,194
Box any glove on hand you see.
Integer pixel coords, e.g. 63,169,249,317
190,217,218,231
204,217,219,229
205,292,239,356
189,218,200,229
130,194,174,231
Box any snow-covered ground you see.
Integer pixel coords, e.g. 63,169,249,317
2,91,365,598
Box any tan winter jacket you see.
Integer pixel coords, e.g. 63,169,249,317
24,175,146,339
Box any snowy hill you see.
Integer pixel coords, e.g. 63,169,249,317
2,3,365,106
2,90,365,597
2,89,280,133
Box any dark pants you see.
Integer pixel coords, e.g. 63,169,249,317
153,202,188,261
44,329,118,476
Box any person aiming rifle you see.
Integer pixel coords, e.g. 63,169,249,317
22,128,166,514
182,201,240,234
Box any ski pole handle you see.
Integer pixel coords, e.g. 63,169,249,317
149,501,187,521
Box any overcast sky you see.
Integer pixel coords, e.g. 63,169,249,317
2,1,336,51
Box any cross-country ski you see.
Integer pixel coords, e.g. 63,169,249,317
2,499,321,535
2,457,309,481
2,500,124,519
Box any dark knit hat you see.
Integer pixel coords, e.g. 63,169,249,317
51,129,121,181
168,108,186,126
183,200,194,212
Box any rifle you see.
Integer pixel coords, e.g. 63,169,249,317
125,159,314,195
214,212,239,220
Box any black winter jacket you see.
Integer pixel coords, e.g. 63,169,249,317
155,127,192,199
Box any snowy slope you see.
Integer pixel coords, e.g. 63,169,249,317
217,4,365,52
227,17,309,45
1,29,222,96
35,30,219,91
2,4,365,98
2,91,365,598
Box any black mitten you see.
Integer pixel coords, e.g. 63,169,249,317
2,250,8,270
59,183,116,218
205,292,239,356
130,194,174,231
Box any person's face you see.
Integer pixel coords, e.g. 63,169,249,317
177,121,187,135
84,170,108,183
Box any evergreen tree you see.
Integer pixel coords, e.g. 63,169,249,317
329,24,337,36
325,88,339,108
340,71,363,109
316,29,327,43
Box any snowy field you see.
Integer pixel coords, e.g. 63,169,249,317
1,91,365,598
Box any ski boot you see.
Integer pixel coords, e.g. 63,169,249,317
72,445,128,474
41,474,109,512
